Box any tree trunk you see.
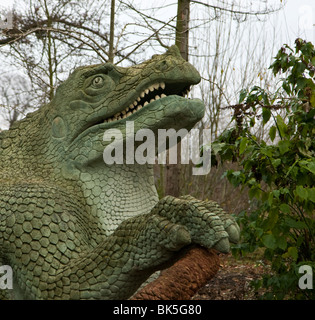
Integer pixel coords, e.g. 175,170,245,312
175,0,190,61
131,246,220,300
108,0,115,63
43,0,54,101
164,0,190,198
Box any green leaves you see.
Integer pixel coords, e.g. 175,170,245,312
239,88,248,103
262,107,271,124
279,203,290,214
276,115,288,139
278,140,290,155
214,39,315,299
295,185,315,203
211,142,226,156
269,126,276,142
308,188,315,203
300,160,315,175
270,39,315,99
262,234,277,250
284,216,307,229
295,185,308,200
285,247,298,260
239,137,248,155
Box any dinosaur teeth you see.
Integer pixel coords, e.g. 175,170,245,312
182,87,190,97
104,81,186,124
139,82,165,98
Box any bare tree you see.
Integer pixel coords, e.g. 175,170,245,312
173,1,285,209
0,73,32,128
0,0,138,125
164,0,190,198
0,0,182,128
108,0,116,63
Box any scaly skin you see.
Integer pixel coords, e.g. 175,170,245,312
0,46,239,299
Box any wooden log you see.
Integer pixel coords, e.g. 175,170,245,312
131,246,220,300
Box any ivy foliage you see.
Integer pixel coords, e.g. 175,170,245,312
211,39,315,299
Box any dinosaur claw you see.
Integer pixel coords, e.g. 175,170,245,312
226,224,240,244
165,225,191,251
213,238,230,253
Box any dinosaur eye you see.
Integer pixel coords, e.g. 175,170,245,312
92,76,104,88
85,73,114,96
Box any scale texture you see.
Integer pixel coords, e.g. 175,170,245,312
0,46,239,299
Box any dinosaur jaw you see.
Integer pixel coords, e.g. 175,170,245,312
67,77,204,165
100,91,205,141
103,81,191,124
99,80,204,137
67,91,204,161
69,80,194,145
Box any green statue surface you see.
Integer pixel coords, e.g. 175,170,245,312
0,46,239,299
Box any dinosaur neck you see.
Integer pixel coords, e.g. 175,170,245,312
79,162,159,236
0,111,54,182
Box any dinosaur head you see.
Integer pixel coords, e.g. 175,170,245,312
49,45,205,165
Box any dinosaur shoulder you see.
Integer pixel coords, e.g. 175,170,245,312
0,181,86,227
0,180,101,246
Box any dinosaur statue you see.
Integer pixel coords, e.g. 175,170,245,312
0,45,240,300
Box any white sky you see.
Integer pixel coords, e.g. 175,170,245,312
282,0,314,43
1,0,314,42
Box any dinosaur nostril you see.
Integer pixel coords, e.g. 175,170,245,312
156,60,169,72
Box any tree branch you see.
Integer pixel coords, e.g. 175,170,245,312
191,0,282,16
131,246,220,300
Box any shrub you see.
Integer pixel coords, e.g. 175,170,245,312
211,39,315,299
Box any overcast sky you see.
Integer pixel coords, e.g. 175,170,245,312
282,0,314,43
1,0,314,43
